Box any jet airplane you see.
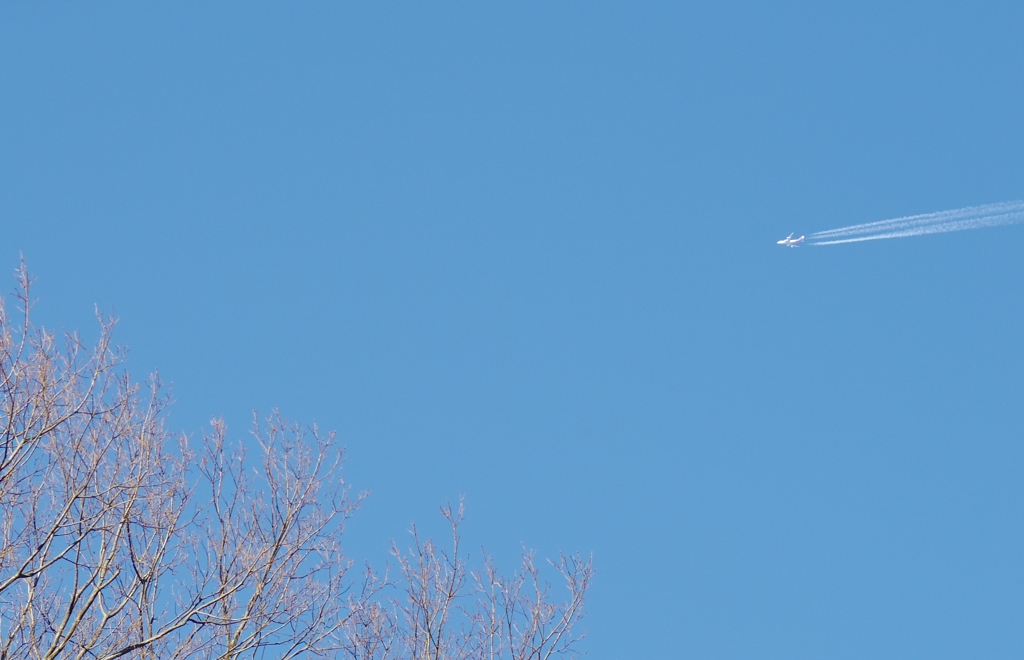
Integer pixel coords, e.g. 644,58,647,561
777,233,805,248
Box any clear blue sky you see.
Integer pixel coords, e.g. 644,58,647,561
2,3,1022,657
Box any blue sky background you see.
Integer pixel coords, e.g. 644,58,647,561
2,3,1023,657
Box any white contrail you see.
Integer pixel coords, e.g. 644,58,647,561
807,200,1024,246
809,202,1016,239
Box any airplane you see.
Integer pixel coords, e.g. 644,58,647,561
777,233,805,248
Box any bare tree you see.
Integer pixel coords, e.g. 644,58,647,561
380,501,592,660
0,263,591,659
0,264,185,659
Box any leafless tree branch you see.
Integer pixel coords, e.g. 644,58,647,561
0,265,591,659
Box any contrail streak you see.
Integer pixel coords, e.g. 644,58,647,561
806,200,1024,246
